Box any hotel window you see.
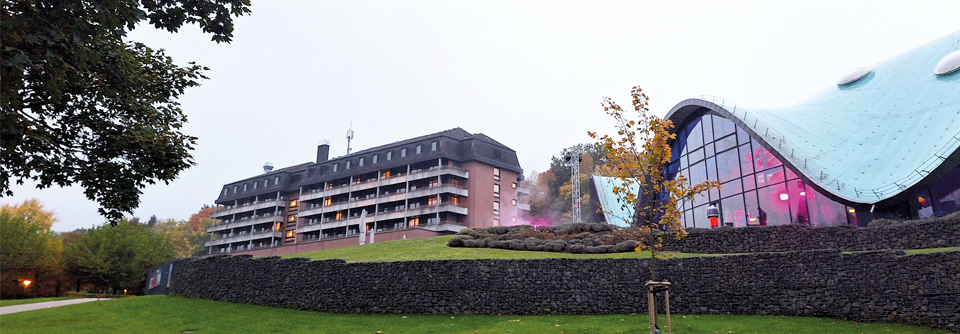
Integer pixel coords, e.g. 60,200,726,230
359,157,364,167
253,181,258,190
401,148,407,157
387,151,393,160
409,217,420,228
288,215,296,222
373,155,378,164
274,176,280,185
289,200,298,208
346,161,351,169
512,217,517,223
233,186,238,194
428,197,438,206
493,201,500,215
265,179,269,187
512,199,517,206
512,182,517,189
431,141,437,151
333,163,338,172
416,144,422,154
494,184,500,198
324,197,332,207
222,188,228,195
243,184,247,192
493,219,500,226
286,230,294,238
493,167,500,181
275,222,282,231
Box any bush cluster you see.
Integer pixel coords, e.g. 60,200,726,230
450,223,641,253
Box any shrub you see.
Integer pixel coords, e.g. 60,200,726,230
447,236,467,247
456,228,475,236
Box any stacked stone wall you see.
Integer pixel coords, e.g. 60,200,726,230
165,250,959,331
664,218,960,253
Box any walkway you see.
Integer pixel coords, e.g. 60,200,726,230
0,298,112,315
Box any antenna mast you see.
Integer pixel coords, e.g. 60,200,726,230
564,147,582,223
346,122,354,154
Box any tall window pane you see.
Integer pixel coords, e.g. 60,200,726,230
720,178,743,198
713,116,736,138
688,148,705,164
716,148,741,182
740,143,755,176
787,180,810,226
701,114,714,143
686,120,703,150
692,204,709,229
756,183,791,226
756,166,785,188
721,195,746,227
715,134,737,153
807,187,848,227
744,190,760,226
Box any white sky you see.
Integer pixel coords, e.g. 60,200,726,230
8,1,960,232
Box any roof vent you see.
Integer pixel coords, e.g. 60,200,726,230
836,67,872,86
263,162,274,173
934,50,960,75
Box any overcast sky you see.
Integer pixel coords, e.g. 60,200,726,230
8,1,960,232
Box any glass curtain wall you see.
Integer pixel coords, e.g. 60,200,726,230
668,112,857,228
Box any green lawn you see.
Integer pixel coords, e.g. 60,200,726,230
286,236,959,263
0,297,76,307
905,246,960,254
0,295,949,334
283,235,719,262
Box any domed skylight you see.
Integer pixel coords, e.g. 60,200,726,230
836,67,872,86
934,50,960,75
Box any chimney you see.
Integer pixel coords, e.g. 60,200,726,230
316,140,330,163
263,162,274,173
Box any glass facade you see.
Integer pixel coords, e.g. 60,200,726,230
670,112,859,228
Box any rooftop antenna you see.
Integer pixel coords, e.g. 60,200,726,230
346,122,354,155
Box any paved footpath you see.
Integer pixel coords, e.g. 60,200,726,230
0,298,112,315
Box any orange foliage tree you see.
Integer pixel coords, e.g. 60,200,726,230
588,86,719,281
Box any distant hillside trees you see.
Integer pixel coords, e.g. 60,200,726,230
0,199,62,298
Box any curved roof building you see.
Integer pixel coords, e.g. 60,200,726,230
663,31,960,228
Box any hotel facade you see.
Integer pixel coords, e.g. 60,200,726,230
204,128,528,256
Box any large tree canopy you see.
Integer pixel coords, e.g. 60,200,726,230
0,0,251,221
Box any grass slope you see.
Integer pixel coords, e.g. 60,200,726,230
0,295,950,334
286,236,960,263
284,235,718,262
0,297,76,307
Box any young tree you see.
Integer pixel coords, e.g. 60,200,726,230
588,86,719,281
63,219,175,294
1,0,252,222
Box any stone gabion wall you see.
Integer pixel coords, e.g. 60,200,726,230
166,250,959,331
663,217,960,253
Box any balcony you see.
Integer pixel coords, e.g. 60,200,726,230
208,213,282,233
204,230,283,247
210,199,284,218
517,185,531,196
406,184,469,199
517,202,531,211
300,188,326,201
404,202,468,217
407,166,469,181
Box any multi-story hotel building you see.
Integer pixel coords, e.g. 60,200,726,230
205,128,528,256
